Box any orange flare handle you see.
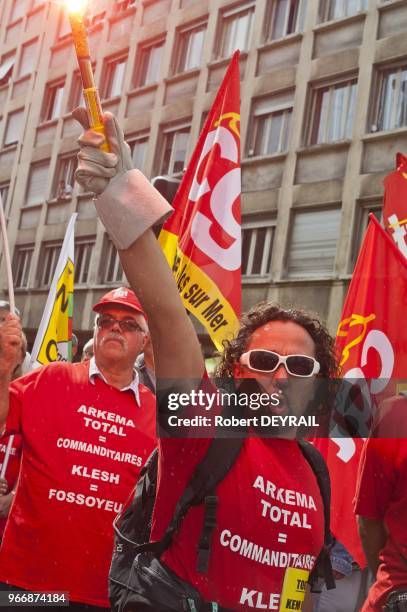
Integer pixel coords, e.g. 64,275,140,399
83,87,110,152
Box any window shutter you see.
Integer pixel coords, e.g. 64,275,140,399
19,40,37,77
4,109,24,145
26,163,49,205
10,0,26,22
287,208,341,277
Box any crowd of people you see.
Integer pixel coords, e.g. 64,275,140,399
0,109,405,612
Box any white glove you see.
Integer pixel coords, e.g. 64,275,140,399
73,108,173,250
73,107,133,194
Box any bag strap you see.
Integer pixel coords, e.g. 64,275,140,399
112,448,158,547
157,436,246,570
298,439,335,590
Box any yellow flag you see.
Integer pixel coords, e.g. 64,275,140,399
30,214,77,367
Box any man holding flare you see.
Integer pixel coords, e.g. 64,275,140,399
73,106,337,612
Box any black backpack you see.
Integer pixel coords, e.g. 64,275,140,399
110,436,335,611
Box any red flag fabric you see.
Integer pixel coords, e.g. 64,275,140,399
159,52,241,350
383,152,407,257
315,215,407,566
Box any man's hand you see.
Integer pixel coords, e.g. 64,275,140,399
0,478,8,496
72,108,133,195
72,109,172,251
0,314,22,379
0,491,14,518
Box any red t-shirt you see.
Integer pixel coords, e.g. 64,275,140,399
0,434,22,538
355,396,407,612
0,361,156,607
151,436,324,610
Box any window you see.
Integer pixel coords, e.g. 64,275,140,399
9,0,26,22
30,0,44,9
287,208,341,278
25,162,49,206
135,40,164,87
248,94,293,156
13,245,33,288
41,80,65,122
372,66,407,132
18,39,37,78
351,203,382,267
319,0,367,22
52,155,77,199
158,125,190,175
100,236,125,283
242,219,275,277
68,71,85,110
38,241,62,286
174,23,206,74
86,11,106,30
308,78,357,144
128,136,149,171
115,0,136,12
218,2,255,58
4,109,24,146
57,11,71,39
102,54,127,99
265,0,305,41
0,183,10,209
0,51,16,86
75,238,95,284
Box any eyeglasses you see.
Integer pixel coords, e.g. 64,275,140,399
96,314,145,334
240,349,320,378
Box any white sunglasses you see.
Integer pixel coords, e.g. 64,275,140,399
240,349,320,378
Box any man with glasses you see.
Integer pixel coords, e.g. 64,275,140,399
0,287,156,610
73,110,337,611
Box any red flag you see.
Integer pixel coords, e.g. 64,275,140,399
316,215,407,566
159,52,241,350
383,152,407,257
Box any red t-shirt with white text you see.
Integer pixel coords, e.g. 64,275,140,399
355,397,407,612
0,434,22,538
151,436,324,610
0,361,156,607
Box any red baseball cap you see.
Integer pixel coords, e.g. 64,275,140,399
93,287,145,318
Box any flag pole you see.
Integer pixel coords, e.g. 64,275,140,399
0,192,15,480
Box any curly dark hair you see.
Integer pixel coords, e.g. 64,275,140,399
216,302,339,379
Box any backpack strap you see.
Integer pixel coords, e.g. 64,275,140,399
112,448,159,547
298,439,335,591
147,436,245,571
188,436,245,573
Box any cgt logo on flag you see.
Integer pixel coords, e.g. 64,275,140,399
159,52,241,350
383,152,407,257
315,214,407,567
333,310,395,463
36,259,74,365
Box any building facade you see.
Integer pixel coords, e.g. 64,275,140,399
0,0,406,350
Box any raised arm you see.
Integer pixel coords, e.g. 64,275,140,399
73,109,203,380
119,232,203,380
0,314,22,429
